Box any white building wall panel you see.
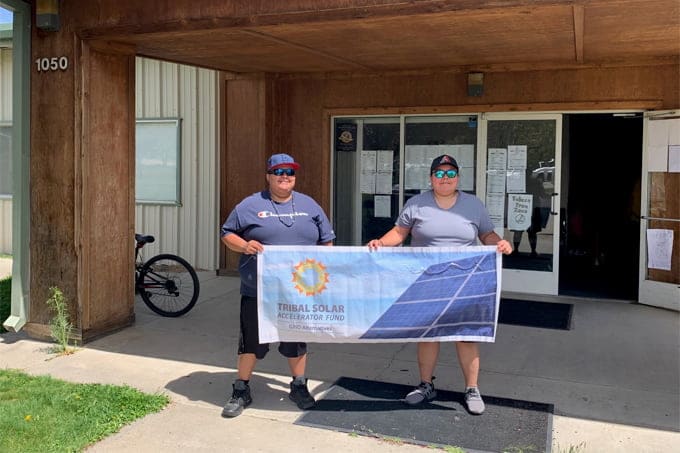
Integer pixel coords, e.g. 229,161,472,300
135,57,219,271
0,49,11,121
0,49,13,254
0,199,11,254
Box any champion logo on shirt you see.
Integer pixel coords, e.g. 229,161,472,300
257,210,308,219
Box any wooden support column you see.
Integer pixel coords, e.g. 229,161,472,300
219,75,273,273
27,27,136,341
77,41,137,341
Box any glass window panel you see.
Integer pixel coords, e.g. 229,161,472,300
332,115,478,246
135,119,181,204
487,119,556,272
361,121,400,245
645,172,680,284
404,116,478,205
333,117,400,245
333,118,359,245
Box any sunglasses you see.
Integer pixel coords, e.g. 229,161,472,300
432,169,458,179
268,168,296,176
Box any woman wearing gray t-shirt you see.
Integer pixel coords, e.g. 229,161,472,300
368,154,513,415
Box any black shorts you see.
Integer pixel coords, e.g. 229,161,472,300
238,295,307,360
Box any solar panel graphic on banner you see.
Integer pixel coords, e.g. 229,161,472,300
360,253,497,339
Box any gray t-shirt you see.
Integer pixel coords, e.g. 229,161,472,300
221,190,336,296
397,190,495,247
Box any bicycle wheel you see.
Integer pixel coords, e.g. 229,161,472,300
137,253,200,317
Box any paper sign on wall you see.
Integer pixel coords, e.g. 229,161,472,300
507,194,533,231
647,229,674,271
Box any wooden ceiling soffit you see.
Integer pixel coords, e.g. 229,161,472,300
77,0,580,38
238,29,374,71
119,28,361,73
572,4,584,63
85,3,579,74
75,0,679,74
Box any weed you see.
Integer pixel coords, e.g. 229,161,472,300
45,286,76,354
442,446,465,453
503,446,539,453
380,436,404,445
556,442,586,453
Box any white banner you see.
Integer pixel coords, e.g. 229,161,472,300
257,246,501,343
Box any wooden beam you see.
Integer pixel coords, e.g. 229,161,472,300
573,4,585,63
86,40,137,55
239,29,374,71
266,55,680,80
323,100,665,116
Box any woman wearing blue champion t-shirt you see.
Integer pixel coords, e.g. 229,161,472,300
220,153,335,418
368,154,513,415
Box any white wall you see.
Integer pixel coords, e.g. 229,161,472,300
0,47,12,255
134,57,220,271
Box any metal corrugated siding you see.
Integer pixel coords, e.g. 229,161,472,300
135,57,219,270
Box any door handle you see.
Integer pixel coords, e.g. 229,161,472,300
550,193,559,216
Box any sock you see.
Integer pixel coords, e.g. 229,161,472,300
234,379,249,390
292,376,306,385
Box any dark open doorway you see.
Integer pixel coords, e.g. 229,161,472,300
560,114,643,300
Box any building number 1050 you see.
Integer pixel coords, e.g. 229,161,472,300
35,56,69,72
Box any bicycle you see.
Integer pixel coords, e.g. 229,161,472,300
135,233,200,317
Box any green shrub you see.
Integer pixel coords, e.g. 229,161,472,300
0,277,10,333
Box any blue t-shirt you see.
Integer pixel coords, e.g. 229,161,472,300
397,190,495,247
221,190,336,296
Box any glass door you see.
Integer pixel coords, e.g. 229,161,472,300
332,114,478,246
332,117,401,245
484,113,562,295
638,112,680,310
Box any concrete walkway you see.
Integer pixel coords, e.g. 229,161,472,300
1,271,678,452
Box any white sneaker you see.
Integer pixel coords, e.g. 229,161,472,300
464,387,485,414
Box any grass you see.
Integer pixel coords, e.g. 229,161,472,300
442,446,465,453
0,369,169,452
0,276,10,334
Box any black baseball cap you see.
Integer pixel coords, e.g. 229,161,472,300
430,154,459,173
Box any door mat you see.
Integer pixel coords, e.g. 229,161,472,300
499,298,573,330
296,377,553,452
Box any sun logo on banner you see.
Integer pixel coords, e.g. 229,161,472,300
292,259,329,296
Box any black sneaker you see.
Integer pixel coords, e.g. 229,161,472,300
404,381,437,405
289,378,315,410
221,379,252,418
